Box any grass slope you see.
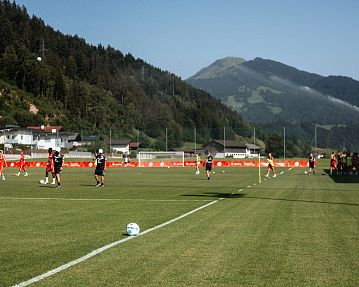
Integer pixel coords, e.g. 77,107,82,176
0,163,358,286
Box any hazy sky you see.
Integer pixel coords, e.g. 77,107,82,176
14,0,359,80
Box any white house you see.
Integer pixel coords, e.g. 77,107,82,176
202,140,261,158
105,139,130,154
1,126,78,151
0,127,34,149
32,131,78,150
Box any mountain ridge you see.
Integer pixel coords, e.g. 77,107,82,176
190,56,246,80
186,57,359,125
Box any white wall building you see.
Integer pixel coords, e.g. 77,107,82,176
1,126,78,151
0,127,34,148
105,139,130,154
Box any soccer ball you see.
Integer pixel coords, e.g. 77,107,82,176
39,179,45,184
127,223,140,236
37,56,42,61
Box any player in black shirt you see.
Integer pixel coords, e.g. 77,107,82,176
205,152,213,180
53,147,64,188
94,148,106,187
308,153,316,175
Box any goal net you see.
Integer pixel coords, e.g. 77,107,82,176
138,151,185,167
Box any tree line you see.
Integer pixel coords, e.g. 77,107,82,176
0,1,313,156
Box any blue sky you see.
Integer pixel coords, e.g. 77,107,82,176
15,0,359,80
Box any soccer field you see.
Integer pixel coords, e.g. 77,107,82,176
1,164,358,287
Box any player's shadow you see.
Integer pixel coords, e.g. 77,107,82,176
182,192,245,199
242,196,359,207
323,169,359,183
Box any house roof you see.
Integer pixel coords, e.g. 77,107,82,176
105,139,131,145
207,140,247,148
59,132,78,140
0,127,31,133
204,140,260,150
170,148,197,153
246,144,261,150
80,135,98,141
129,142,140,148
27,125,63,133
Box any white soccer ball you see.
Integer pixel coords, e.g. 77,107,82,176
127,223,140,236
39,179,45,184
37,56,42,61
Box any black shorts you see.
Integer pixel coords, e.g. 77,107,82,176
95,169,105,176
205,163,212,171
309,162,315,168
54,167,62,174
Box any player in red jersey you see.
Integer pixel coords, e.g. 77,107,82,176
44,148,56,184
15,152,28,176
0,150,6,180
330,152,337,175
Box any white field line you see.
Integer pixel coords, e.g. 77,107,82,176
12,198,223,287
238,167,289,193
0,197,213,202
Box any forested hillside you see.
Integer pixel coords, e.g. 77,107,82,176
0,1,249,149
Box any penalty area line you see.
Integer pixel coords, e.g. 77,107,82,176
12,198,223,287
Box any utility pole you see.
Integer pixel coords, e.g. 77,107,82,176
283,126,286,159
109,129,112,157
137,129,140,155
314,124,317,151
253,126,256,146
165,128,168,153
223,127,226,158
194,127,197,154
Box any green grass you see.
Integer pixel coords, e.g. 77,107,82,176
0,163,358,286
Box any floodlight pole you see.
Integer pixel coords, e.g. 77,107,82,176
258,153,262,183
137,128,140,155
283,126,286,159
30,129,32,157
314,124,317,151
253,126,256,146
109,129,112,156
165,128,168,153
194,127,197,154
223,127,226,158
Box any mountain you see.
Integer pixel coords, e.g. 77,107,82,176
186,57,359,125
191,57,246,79
0,1,249,150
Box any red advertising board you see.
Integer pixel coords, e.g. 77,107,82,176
5,160,310,168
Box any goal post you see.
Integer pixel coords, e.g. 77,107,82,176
138,151,185,167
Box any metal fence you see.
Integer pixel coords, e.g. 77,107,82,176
2,124,358,159
127,125,359,158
